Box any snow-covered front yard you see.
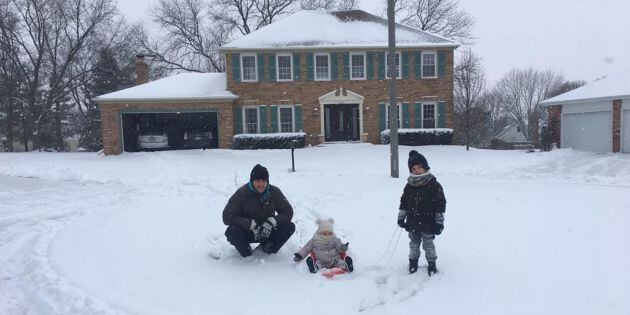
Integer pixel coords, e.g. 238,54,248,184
1,144,629,315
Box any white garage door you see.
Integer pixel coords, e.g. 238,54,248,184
562,111,612,152
623,109,630,153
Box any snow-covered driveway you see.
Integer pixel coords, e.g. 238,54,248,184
1,145,629,315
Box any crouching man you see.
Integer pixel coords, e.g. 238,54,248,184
223,164,295,257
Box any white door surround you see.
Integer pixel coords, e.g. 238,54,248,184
318,88,365,142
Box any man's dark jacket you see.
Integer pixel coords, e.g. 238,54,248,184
223,183,293,230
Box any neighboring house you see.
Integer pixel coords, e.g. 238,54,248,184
490,124,532,150
96,10,459,155
541,73,630,153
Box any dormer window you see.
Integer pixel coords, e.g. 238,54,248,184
241,54,257,82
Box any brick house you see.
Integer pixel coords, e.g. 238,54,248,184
96,10,459,155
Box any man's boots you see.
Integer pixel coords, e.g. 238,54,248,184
409,258,419,274
427,261,438,276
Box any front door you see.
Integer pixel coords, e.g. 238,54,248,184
324,104,360,141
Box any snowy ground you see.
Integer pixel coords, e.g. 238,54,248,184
1,144,629,315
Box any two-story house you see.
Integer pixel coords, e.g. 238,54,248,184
95,10,458,155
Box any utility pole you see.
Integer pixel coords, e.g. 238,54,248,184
387,0,399,178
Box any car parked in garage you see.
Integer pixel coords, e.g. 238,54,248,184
183,130,213,149
138,132,169,150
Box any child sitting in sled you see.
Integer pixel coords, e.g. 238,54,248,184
293,218,354,273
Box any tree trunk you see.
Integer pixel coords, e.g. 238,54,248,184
7,101,14,152
55,103,64,152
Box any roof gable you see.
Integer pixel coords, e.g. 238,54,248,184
221,10,459,50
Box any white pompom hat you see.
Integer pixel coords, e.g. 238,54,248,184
316,218,335,235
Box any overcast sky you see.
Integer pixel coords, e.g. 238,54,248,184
118,0,630,84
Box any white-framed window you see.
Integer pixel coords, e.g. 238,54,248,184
278,106,295,133
385,103,403,128
241,54,257,82
243,107,259,133
423,103,437,128
314,53,330,81
385,52,401,79
350,52,366,80
422,51,437,78
276,53,293,81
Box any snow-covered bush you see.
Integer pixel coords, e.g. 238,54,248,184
380,128,453,145
233,132,306,150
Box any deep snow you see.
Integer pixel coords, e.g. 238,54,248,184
1,144,629,315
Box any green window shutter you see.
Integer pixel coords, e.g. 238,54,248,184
268,53,276,81
294,105,303,132
402,102,410,128
330,53,338,81
366,53,374,80
402,52,409,79
343,52,350,80
438,101,446,128
414,51,422,79
378,102,386,132
234,106,243,134
232,53,241,82
257,53,265,81
414,102,423,128
438,51,446,79
259,105,268,133
270,105,278,133
293,54,301,81
377,52,385,80
306,53,314,81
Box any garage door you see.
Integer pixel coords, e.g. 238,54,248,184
623,109,630,153
561,111,612,152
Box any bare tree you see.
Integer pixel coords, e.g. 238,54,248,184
453,48,486,150
493,68,564,143
390,0,474,43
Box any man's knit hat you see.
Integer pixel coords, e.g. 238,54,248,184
316,218,335,235
250,164,269,183
408,150,430,172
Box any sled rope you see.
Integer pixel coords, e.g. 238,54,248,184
383,228,403,267
377,227,403,267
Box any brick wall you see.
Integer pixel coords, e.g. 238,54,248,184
548,105,562,148
225,49,455,145
613,99,621,153
99,101,235,155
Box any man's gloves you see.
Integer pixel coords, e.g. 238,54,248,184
433,213,445,235
397,210,407,228
259,216,277,239
250,219,261,235
293,253,303,262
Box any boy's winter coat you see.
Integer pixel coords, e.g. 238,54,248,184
399,174,446,233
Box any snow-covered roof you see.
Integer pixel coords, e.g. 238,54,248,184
94,73,237,102
540,72,630,106
221,10,459,51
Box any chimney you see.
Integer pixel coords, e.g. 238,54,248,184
135,54,149,85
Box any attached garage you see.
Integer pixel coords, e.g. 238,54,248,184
541,73,630,153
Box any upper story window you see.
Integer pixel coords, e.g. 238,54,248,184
276,53,293,81
279,106,295,132
386,52,401,79
243,107,259,133
315,53,330,81
241,54,257,82
422,52,437,78
350,52,366,80
423,103,436,128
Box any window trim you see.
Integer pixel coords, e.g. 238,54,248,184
276,53,293,82
240,53,258,82
314,52,331,81
242,106,260,134
421,51,437,79
385,51,402,79
385,102,403,128
422,102,438,128
350,52,366,80
277,105,295,133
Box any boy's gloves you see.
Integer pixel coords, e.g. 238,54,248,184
433,213,445,235
340,242,349,252
397,210,407,228
259,216,277,239
294,253,303,262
